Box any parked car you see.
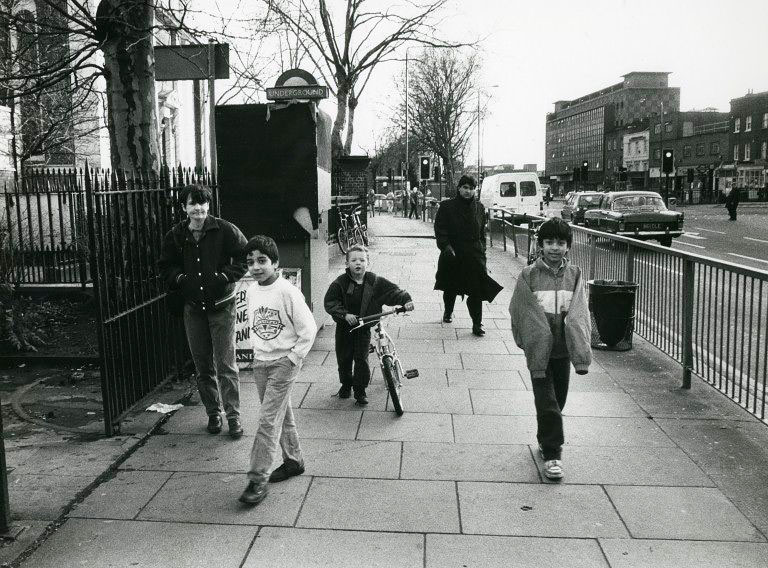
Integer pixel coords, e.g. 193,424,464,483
583,191,684,247
561,191,603,225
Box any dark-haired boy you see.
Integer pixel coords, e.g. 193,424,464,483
324,245,414,405
159,184,248,438
508,218,591,480
238,235,317,506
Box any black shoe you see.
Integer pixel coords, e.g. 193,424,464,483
206,414,223,434
337,385,352,399
238,481,268,505
472,324,486,337
354,388,368,405
442,312,453,323
228,417,243,439
269,458,305,483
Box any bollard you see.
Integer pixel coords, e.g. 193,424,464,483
0,395,23,539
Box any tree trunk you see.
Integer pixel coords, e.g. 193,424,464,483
97,0,160,175
343,94,357,155
331,79,349,159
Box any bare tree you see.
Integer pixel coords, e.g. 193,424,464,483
265,0,463,158
405,47,480,190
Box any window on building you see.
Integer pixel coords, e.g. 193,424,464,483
696,143,705,156
654,124,661,134
665,122,673,133
733,145,739,161
734,118,740,133
654,149,661,159
744,143,751,161
762,141,767,160
763,112,768,129
683,145,692,158
746,116,752,132
710,142,720,155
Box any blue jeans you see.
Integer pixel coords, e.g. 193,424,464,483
183,303,240,419
247,357,303,485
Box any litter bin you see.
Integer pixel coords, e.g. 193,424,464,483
588,279,638,351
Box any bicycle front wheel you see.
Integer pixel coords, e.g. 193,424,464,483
382,355,404,416
359,225,369,246
337,228,349,254
353,227,365,247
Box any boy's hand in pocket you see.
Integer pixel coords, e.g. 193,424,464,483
345,314,358,326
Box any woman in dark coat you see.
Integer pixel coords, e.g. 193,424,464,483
434,175,503,336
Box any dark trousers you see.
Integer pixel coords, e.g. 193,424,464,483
408,203,419,218
443,291,482,325
531,357,571,460
335,325,371,390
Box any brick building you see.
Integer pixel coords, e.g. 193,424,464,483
545,72,680,194
730,91,768,199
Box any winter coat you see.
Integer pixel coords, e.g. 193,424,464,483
158,215,248,311
508,258,592,378
324,270,412,328
433,196,503,301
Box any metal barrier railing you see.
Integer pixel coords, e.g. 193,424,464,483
486,212,768,422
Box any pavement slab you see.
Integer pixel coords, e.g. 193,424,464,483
387,386,473,414
358,411,454,442
69,470,174,519
460,353,528,371
598,538,768,568
453,414,537,444
301,438,402,479
565,416,677,447
296,477,460,533
458,482,629,538
6,473,95,521
299,382,388,411
137,471,309,526
19,518,257,568
294,408,363,440
605,485,766,541
245,527,424,568
119,432,250,472
447,369,526,389
426,534,609,568
400,442,539,482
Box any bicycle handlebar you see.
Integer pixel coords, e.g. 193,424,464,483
350,305,408,331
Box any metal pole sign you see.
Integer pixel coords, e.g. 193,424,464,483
154,44,230,81
265,69,329,101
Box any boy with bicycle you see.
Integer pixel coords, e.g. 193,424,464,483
324,245,414,405
509,218,591,480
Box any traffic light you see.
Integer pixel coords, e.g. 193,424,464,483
433,163,441,181
619,166,628,182
581,160,589,182
419,156,431,180
662,149,674,174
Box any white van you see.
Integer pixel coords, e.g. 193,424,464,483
479,172,543,217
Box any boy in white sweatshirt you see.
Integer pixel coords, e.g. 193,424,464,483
238,235,317,506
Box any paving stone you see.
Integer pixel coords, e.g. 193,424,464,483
566,416,677,447
397,326,456,340
295,408,362,440
358,411,454,442
9,438,134,477
519,370,625,392
297,477,459,533
443,340,509,354
401,442,539,482
387,387,472,414
470,390,535,415
598,538,768,568
120,433,250,472
301,439,401,479
561,392,649,417
246,527,424,568
6,474,94,521
70,471,173,519
461,354,528,371
453,414,537,444
502,340,524,354
20,519,256,568
426,534,609,568
293,365,339,383
137,471,309,526
540,446,715,486
393,339,446,353
459,482,628,538
605,485,765,541
310,337,336,351
447,369,526,389
630,386,755,421
302,350,331,366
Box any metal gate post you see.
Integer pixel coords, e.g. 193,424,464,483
626,243,635,283
588,234,597,280
0,396,23,539
502,210,507,251
682,258,695,389
488,211,493,248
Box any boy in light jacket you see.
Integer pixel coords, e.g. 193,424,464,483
509,218,591,480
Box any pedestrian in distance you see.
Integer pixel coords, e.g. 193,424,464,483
159,185,248,438
434,175,503,336
324,244,414,405
408,186,420,219
509,218,592,480
725,186,740,221
239,235,317,506
385,189,395,213
368,187,376,218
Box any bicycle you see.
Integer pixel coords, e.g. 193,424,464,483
351,306,418,416
336,206,369,254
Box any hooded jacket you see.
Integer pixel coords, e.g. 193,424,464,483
509,258,591,378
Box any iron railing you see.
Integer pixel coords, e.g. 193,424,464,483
486,209,768,423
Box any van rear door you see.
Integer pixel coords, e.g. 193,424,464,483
518,179,541,215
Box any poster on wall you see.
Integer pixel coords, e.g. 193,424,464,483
235,268,302,369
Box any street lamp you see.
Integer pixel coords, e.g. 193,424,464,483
477,86,499,180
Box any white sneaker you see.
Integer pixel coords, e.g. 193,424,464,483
544,459,563,480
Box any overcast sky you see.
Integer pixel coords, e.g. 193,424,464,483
328,0,768,169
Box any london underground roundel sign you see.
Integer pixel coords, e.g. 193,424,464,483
266,68,329,101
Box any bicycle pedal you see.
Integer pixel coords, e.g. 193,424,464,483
404,369,419,379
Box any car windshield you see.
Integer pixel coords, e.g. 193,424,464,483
612,195,666,211
578,195,601,208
